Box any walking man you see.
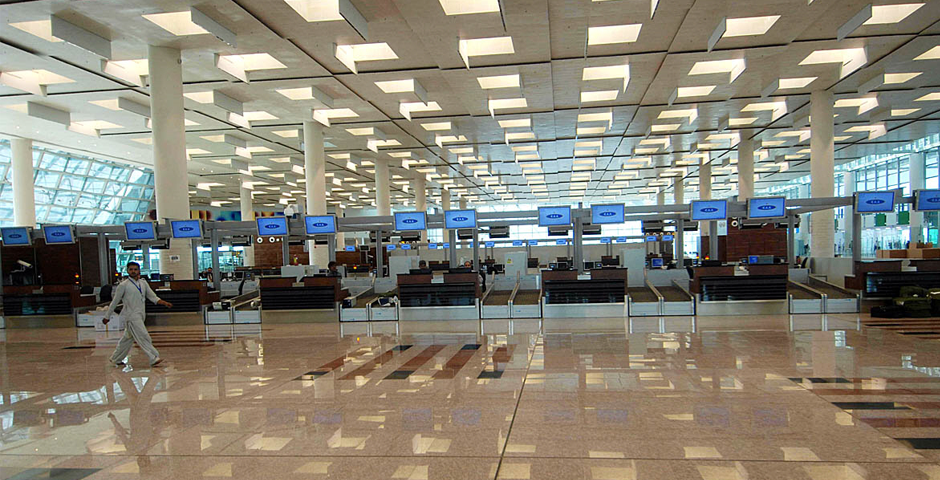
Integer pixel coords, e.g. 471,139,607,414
104,261,173,367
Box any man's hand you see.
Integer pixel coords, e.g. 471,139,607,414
102,318,109,325
158,300,173,308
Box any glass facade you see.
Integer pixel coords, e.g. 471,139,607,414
0,140,155,226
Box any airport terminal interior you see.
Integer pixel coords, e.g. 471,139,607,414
6,0,940,478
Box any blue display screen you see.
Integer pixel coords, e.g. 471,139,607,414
600,237,611,244
528,240,538,246
125,222,156,240
1,227,31,246
646,235,658,242
485,241,495,247
916,189,940,211
556,239,567,245
662,235,675,241
170,220,202,239
387,244,396,251
257,216,289,236
538,206,571,226
394,212,427,231
345,246,356,252
443,243,450,248
591,204,625,224
748,255,759,264
304,215,336,234
651,258,664,268
401,244,412,250
444,210,477,229
428,243,438,249
616,237,627,243
512,240,524,246
691,200,728,221
43,225,74,244
856,191,896,213
748,197,786,219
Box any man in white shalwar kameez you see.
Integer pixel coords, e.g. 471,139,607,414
103,261,173,367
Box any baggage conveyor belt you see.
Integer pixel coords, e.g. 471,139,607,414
628,287,658,303
658,285,691,302
485,291,513,306
513,290,541,305
788,286,819,299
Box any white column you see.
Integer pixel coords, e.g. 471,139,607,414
737,136,755,201
414,175,427,242
375,159,390,216
149,45,193,279
335,205,346,248
11,138,35,227
810,90,835,258
843,171,855,255
441,189,451,211
674,177,685,205
656,190,665,206
910,153,926,244
459,197,468,210
798,184,811,251
239,183,255,267
700,161,712,237
303,120,328,267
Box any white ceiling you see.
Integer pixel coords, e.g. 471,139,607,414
1,0,939,211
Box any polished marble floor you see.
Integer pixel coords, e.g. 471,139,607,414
3,314,940,478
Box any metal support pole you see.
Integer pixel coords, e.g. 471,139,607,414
448,230,457,266
281,237,290,266
526,244,531,264
852,212,862,275
708,221,718,260
375,229,384,277
676,218,685,266
191,240,199,280
211,227,221,292
98,232,110,286
574,216,584,274
328,235,337,262
141,244,150,274
787,214,796,267
472,228,480,272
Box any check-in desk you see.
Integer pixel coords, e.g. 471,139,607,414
691,264,788,316
844,260,940,299
259,276,348,323
2,284,97,328
397,272,480,321
148,280,221,326
541,268,628,318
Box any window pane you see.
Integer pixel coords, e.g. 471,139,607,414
53,191,78,207
35,171,60,188
64,158,90,174
40,154,68,171
83,178,107,194
59,174,84,191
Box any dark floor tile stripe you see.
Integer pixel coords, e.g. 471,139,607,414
832,402,912,410
338,345,413,380
477,344,517,379
384,345,447,380
897,438,940,449
433,344,482,379
294,347,378,380
861,418,940,428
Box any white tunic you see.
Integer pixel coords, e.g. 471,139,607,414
105,277,162,321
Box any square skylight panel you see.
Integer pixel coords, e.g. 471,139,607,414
863,3,924,25
439,0,500,15
777,77,817,89
581,90,618,103
335,43,398,74
142,11,209,36
477,73,520,89
458,36,514,68
724,15,780,37
587,24,642,46
677,85,715,98
499,118,531,128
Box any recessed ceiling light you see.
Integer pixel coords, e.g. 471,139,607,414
142,11,209,36
10,20,61,43
439,0,500,15
863,3,924,25
587,24,642,46
915,92,940,102
505,132,536,141
89,99,121,111
335,43,399,74
183,91,214,103
488,98,527,116
676,85,715,98
688,59,746,82
891,108,920,116
312,108,358,126
499,118,531,129
800,48,867,78
777,77,817,89
375,78,423,95
884,72,922,84
284,0,344,21
243,111,277,121
477,73,520,89
582,64,630,92
458,36,515,68
724,15,779,37
400,101,441,120
834,96,878,114
658,108,698,123
272,129,299,138
915,46,940,61
651,124,681,132
421,122,452,131
577,126,607,135
216,53,286,82
581,90,618,103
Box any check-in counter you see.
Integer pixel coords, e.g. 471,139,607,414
541,268,628,318
2,284,97,328
258,276,348,323
146,280,221,326
397,272,480,321
846,260,940,300
690,264,788,315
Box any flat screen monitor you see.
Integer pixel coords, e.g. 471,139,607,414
538,206,571,226
1,227,31,246
690,200,728,221
43,225,75,244
257,216,289,236
304,215,336,234
170,220,203,239
484,241,495,247
662,234,675,241
915,189,940,211
386,244,396,250
345,246,355,252
748,255,760,264
646,235,658,242
394,212,427,231
555,239,567,245
124,221,157,241
528,240,538,246
512,240,524,247
651,258,664,268
444,209,477,229
401,244,412,250
591,203,625,224
428,243,438,249
748,196,787,219
600,237,611,244
855,191,896,213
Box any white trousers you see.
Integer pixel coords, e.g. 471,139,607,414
110,316,159,364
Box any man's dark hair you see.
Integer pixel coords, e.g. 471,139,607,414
328,261,337,268
127,261,140,269
418,260,427,268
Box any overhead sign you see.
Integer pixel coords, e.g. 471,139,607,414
591,204,625,224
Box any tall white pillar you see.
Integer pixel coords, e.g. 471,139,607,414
459,197,468,210
810,90,835,258
700,161,712,237
441,189,451,211
415,175,427,242
910,153,926,244
11,138,35,227
149,45,193,279
843,171,855,255
335,205,346,248
674,178,685,205
239,183,255,267
798,184,811,252
303,120,328,267
656,190,665,206
375,159,390,216
737,136,755,201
